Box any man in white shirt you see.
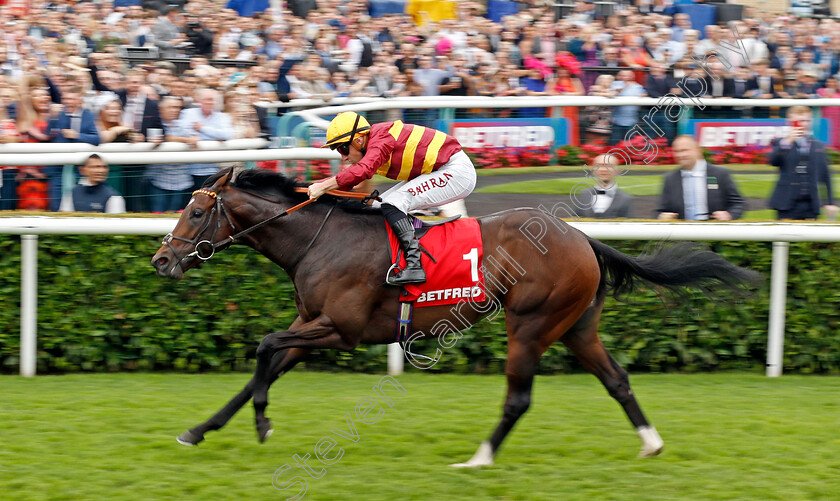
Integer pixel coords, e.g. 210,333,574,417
657,136,745,220
176,88,233,191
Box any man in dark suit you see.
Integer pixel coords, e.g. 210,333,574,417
89,56,163,139
657,135,746,220
724,66,756,118
45,87,100,211
769,106,838,220
645,64,679,142
749,60,777,119
89,56,163,211
724,66,756,99
576,154,634,218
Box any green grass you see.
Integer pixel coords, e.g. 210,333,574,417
473,164,802,176
477,174,840,200
1,372,838,500
374,164,828,183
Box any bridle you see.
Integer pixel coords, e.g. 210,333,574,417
161,186,378,273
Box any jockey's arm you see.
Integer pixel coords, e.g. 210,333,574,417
307,176,339,199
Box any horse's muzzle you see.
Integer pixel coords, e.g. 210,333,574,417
152,249,184,280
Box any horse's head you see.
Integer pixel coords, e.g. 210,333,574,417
152,168,238,279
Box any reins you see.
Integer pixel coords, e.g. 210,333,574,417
162,186,380,269
223,187,375,245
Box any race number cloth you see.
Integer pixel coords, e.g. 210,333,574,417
386,218,486,307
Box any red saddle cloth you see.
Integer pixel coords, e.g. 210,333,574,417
386,218,486,307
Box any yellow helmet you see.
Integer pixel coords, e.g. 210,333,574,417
323,112,371,148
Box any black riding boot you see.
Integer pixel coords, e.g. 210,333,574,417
382,204,426,285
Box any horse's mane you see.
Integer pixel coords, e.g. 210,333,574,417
205,168,382,217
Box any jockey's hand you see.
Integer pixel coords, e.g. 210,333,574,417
308,182,329,200
308,177,339,200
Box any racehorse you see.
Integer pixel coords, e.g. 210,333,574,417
152,167,760,466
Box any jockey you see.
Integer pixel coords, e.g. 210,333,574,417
308,111,477,286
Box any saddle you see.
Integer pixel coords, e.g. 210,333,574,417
413,214,461,239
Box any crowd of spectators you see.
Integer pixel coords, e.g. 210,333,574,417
2,0,840,212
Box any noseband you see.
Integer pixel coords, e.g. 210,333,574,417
162,189,238,269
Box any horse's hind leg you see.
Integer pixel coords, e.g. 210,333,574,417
451,338,540,468
177,347,311,446
562,302,664,457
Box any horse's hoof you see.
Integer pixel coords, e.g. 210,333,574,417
257,419,273,443
176,430,205,446
638,444,664,458
449,441,494,468
449,460,492,468
636,426,664,458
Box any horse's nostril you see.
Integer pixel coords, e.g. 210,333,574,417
156,257,169,267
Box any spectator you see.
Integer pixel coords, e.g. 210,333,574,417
0,101,21,210
750,60,777,118
577,27,602,90
96,98,133,144
817,76,840,148
575,154,634,219
297,65,335,101
59,154,125,213
184,17,214,56
226,91,260,140
600,46,622,68
608,70,647,146
146,96,193,213
12,75,52,211
96,97,134,198
768,106,837,220
742,27,769,65
670,13,692,42
413,55,449,97
89,58,163,140
644,64,679,142
549,53,584,96
45,86,100,211
176,88,233,191
582,74,614,143
90,60,162,211
275,56,304,101
620,35,652,83
657,135,746,221
153,6,187,59
798,71,821,98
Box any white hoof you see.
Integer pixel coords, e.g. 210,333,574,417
636,426,664,458
450,441,494,468
176,437,196,447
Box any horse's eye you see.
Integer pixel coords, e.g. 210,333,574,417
191,209,203,218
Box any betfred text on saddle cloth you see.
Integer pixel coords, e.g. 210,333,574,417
385,218,486,307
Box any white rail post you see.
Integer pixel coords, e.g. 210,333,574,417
766,241,790,377
20,234,38,377
387,343,404,375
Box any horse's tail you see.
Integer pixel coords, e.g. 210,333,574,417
587,237,763,300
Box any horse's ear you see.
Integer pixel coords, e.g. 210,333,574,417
228,167,242,184
218,167,237,187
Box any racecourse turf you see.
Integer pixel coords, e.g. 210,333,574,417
1,372,838,501
475,174,840,200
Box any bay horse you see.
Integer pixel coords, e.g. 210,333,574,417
151,167,760,466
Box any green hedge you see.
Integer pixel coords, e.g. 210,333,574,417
1,236,839,374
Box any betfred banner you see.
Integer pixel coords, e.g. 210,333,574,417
689,119,831,149
436,118,571,149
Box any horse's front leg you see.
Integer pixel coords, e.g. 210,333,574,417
177,316,308,446
177,347,311,446
252,315,355,443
